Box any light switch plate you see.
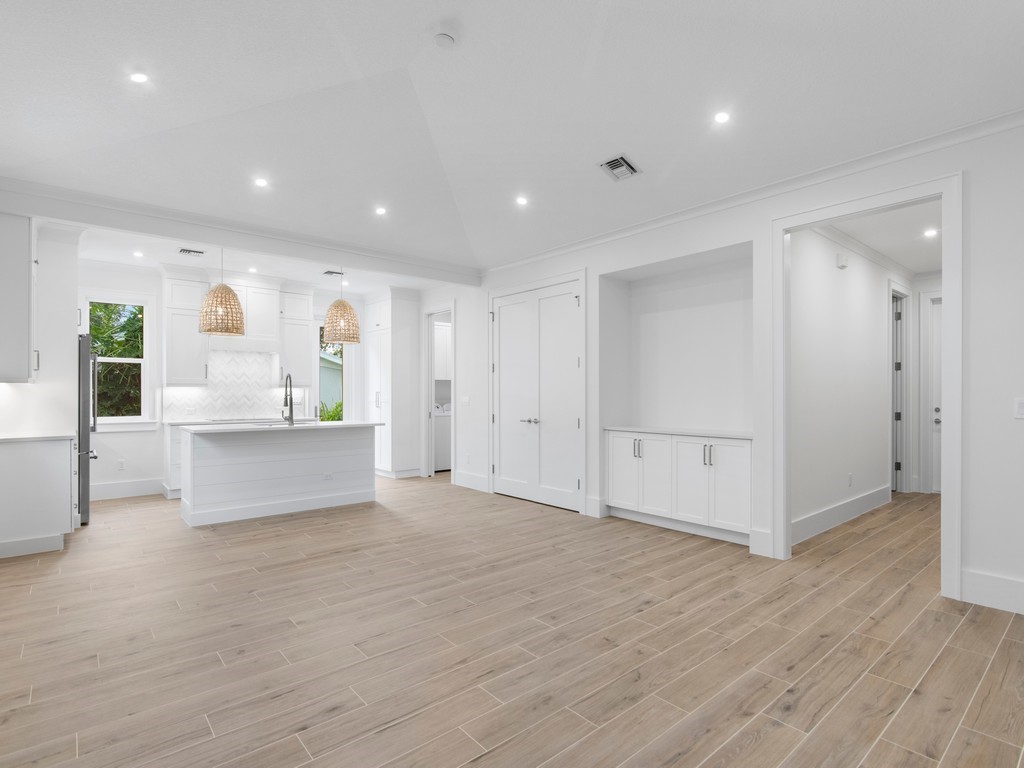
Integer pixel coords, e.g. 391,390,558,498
1015,398,1024,419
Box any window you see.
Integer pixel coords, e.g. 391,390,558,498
90,301,145,418
318,327,343,420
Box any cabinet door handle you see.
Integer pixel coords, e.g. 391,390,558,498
375,392,380,408
204,363,208,380
633,438,637,458
703,444,708,466
637,438,642,459
708,444,713,466
34,350,40,371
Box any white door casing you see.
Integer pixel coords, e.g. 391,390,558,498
922,294,942,493
492,279,584,512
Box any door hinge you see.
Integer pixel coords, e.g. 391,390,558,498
491,464,495,474
492,414,495,423
894,311,902,321
577,417,581,429
490,311,494,322
575,295,580,307
894,362,902,371
492,363,495,373
894,411,902,421
577,479,581,490
894,461,902,471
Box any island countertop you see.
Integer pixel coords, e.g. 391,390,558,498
180,420,382,435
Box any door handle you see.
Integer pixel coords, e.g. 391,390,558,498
519,418,539,424
633,438,638,458
703,444,708,466
934,418,942,424
637,438,642,459
708,444,713,466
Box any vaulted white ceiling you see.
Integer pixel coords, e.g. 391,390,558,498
2,1,1022,275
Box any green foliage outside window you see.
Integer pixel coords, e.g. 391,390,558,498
90,302,144,417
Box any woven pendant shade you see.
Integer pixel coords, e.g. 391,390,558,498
323,298,360,344
199,283,245,335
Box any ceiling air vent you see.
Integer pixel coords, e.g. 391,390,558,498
323,270,344,276
178,248,205,257
599,155,640,181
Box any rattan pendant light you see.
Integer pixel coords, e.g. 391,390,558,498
199,249,245,335
322,270,360,344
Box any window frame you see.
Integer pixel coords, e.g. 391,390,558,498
81,290,157,430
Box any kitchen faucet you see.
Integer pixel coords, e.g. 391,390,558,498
282,373,294,426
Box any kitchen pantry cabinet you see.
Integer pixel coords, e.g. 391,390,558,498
606,428,751,535
0,213,37,382
278,292,314,387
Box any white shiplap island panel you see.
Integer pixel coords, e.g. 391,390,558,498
179,421,382,527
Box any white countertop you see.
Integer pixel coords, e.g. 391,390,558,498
181,421,383,435
0,433,76,443
604,426,753,440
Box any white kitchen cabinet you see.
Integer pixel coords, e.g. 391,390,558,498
605,431,672,517
280,291,313,320
165,307,209,386
279,317,314,387
606,428,751,536
363,299,390,331
671,434,751,532
165,278,206,310
0,213,36,382
209,284,280,351
433,321,452,379
0,437,73,557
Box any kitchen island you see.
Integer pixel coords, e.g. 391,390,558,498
179,421,382,527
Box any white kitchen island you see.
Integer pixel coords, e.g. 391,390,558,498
179,421,382,527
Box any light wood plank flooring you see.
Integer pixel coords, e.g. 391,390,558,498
0,478,1021,768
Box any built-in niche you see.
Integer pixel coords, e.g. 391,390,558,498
599,242,754,433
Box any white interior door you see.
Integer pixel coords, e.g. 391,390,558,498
493,281,584,511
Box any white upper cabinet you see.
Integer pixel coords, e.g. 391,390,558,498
363,299,390,331
164,279,209,386
433,322,452,379
0,213,36,382
280,292,313,320
244,286,279,342
279,317,314,387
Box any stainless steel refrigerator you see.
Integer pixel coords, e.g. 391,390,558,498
78,334,97,524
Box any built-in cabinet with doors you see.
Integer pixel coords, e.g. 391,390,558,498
599,244,755,544
0,212,38,382
279,291,314,387
605,429,752,537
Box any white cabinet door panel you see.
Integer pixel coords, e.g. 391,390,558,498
638,434,672,517
672,435,710,524
280,318,313,387
607,432,640,511
709,439,751,532
165,308,209,386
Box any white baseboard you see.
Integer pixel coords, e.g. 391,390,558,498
454,470,489,493
748,529,776,559
374,469,421,480
0,534,65,558
610,508,749,546
91,477,165,501
584,495,610,518
791,485,891,544
180,490,376,527
961,568,1024,614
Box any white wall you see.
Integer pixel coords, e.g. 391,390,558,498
629,259,752,432
788,229,896,539
79,260,166,499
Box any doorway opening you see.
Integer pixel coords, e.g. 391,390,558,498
426,310,453,479
784,196,943,546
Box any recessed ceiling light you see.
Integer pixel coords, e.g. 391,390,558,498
714,112,730,124
342,280,349,287
132,251,144,258
129,73,149,84
254,178,268,188
434,32,456,49
375,207,387,216
924,228,938,238
248,267,257,273
516,196,528,206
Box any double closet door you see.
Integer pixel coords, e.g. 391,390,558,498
492,279,584,512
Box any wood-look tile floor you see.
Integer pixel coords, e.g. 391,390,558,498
0,479,1021,768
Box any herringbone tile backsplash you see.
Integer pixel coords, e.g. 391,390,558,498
163,351,304,421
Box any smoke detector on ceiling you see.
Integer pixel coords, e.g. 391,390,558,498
599,155,640,181
178,248,205,256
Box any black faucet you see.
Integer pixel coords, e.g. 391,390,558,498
282,373,294,426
